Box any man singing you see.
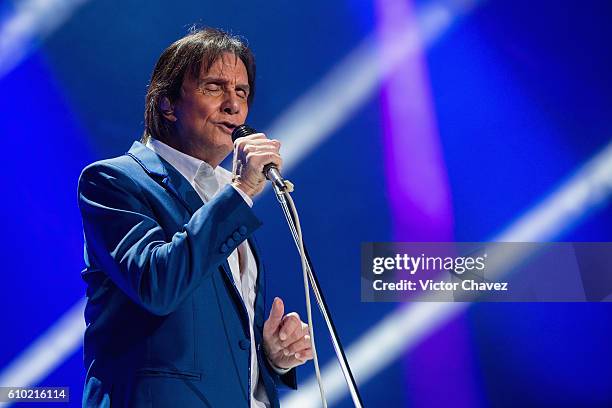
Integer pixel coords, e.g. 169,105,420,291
78,27,312,407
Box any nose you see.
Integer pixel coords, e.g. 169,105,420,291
221,91,241,115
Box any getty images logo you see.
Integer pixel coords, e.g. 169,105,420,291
372,253,487,275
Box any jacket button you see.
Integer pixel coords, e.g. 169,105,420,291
239,339,250,350
220,243,228,253
227,238,235,247
239,226,247,236
232,231,241,241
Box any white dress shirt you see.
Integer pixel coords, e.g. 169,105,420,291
146,138,275,407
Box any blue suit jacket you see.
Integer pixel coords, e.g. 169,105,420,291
78,141,296,407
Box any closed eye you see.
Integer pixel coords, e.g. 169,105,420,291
203,83,222,93
236,88,248,99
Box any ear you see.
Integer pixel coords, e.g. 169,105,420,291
159,96,177,122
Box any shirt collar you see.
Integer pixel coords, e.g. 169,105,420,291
145,137,232,187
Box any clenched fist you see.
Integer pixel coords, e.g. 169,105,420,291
231,133,282,198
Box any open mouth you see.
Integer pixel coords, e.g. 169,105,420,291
216,122,238,134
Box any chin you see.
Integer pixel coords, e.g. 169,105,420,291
217,134,234,151
221,142,234,157
214,140,234,161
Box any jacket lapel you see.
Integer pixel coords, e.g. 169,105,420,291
126,141,204,214
218,237,266,338
248,235,266,330
127,140,259,335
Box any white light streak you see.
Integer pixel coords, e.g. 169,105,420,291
0,298,86,407
268,1,466,171
0,0,91,78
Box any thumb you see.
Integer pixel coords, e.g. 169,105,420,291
266,297,284,332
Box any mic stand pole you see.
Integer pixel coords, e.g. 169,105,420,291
273,184,364,408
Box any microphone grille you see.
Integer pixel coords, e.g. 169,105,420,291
231,124,258,142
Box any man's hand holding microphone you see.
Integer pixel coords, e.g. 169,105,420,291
231,130,282,198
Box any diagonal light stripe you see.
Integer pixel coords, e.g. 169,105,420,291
281,141,612,407
267,0,480,172
0,0,91,79
496,141,612,242
284,302,465,408
0,298,86,407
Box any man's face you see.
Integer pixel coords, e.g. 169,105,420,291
168,52,250,165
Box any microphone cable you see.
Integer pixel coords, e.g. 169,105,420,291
232,125,328,407
280,184,328,408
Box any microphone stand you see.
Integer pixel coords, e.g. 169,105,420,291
273,183,364,408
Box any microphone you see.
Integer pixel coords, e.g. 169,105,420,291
231,124,287,192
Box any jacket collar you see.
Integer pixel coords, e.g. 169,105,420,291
126,141,204,214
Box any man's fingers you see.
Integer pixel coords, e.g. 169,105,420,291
245,152,282,172
279,312,301,343
263,297,284,336
242,144,280,156
235,135,280,155
234,134,279,151
266,316,314,368
283,323,311,354
241,138,280,147
269,297,284,323
233,133,267,147
294,347,313,362
285,334,311,355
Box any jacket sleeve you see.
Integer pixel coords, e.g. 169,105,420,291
78,161,262,316
269,362,297,390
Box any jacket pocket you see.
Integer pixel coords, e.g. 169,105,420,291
135,368,202,380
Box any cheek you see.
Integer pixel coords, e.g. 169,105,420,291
181,96,218,120
240,104,249,121
195,101,218,120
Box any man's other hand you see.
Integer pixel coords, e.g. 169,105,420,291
263,297,313,370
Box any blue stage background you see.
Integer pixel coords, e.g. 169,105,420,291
0,0,610,406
